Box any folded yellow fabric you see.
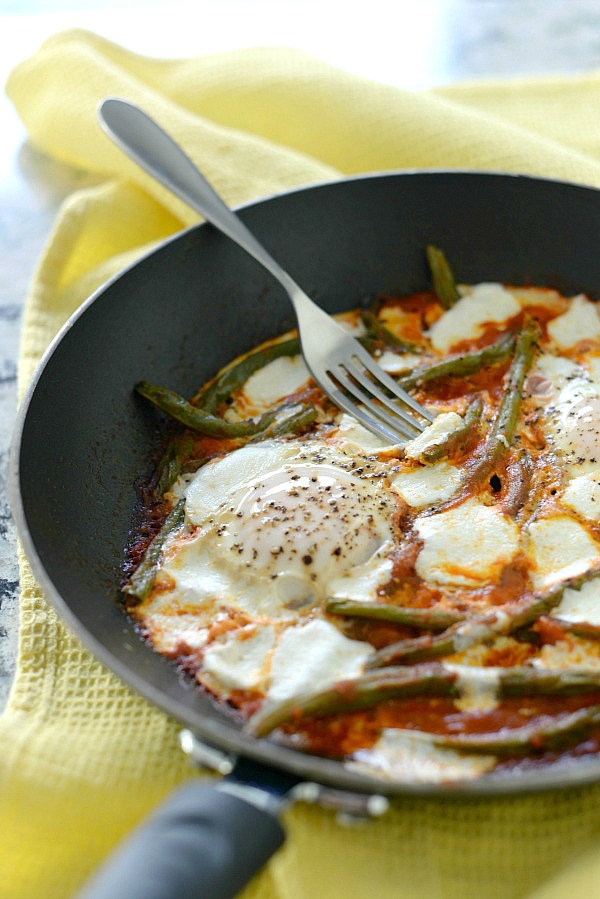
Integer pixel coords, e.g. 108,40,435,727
7,26,600,899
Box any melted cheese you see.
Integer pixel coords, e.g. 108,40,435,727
331,412,400,452
266,620,371,702
391,460,463,509
445,664,501,712
562,471,600,522
415,497,520,587
547,294,600,349
348,729,496,783
428,282,520,353
552,576,600,625
241,355,311,412
525,515,600,590
202,625,276,692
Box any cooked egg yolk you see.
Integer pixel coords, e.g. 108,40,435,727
206,458,395,601
159,441,397,616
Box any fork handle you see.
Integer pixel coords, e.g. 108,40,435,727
98,97,303,305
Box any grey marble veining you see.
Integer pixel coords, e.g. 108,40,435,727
4,0,600,712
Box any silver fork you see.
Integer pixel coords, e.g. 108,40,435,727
98,98,433,443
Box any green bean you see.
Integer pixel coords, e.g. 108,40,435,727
435,319,539,509
499,667,600,697
365,629,458,668
434,704,600,755
195,337,300,413
152,430,195,498
136,380,276,437
426,244,460,309
266,403,318,437
367,564,600,669
492,320,538,444
360,309,422,353
123,499,185,602
398,332,516,391
326,598,466,631
499,450,533,518
250,661,600,738
421,396,483,463
249,663,457,737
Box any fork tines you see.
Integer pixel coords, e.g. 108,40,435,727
325,351,434,444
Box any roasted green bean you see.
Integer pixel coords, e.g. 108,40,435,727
326,598,465,630
360,309,422,353
136,380,277,437
398,332,516,391
434,704,600,755
123,498,185,602
249,661,600,737
367,565,600,669
426,244,460,309
421,395,483,463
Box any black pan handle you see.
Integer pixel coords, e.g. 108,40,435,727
76,780,286,899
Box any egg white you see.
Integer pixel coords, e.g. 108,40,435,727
158,438,398,621
529,353,600,476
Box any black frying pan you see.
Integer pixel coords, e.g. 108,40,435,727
11,171,600,898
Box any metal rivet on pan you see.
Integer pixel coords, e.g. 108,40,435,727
179,729,237,775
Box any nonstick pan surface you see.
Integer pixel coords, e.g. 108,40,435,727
12,169,600,799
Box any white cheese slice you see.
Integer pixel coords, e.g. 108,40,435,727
403,412,464,461
414,497,520,587
428,282,521,353
391,460,463,509
547,294,600,349
348,729,496,783
241,355,311,410
552,576,600,625
562,471,600,522
526,515,600,590
202,625,276,692
266,619,371,703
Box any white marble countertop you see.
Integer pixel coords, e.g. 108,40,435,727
3,0,600,710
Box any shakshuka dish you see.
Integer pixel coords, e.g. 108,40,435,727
122,246,600,785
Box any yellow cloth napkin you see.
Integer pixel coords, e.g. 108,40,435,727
7,26,600,899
